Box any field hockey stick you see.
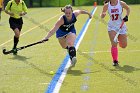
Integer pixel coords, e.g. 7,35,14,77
113,21,124,43
2,39,48,55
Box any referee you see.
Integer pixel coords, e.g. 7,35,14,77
5,0,28,55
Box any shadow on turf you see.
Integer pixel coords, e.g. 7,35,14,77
9,55,31,61
9,55,53,78
112,65,140,73
67,69,100,76
23,61,53,78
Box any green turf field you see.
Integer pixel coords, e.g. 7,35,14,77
0,5,140,93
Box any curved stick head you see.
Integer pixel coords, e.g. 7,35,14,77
2,49,7,54
2,49,11,55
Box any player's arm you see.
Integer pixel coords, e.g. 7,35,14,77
121,1,130,16
19,1,28,16
100,3,108,18
74,10,92,18
43,17,64,40
5,1,14,16
121,1,130,22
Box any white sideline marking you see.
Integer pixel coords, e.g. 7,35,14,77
52,7,97,93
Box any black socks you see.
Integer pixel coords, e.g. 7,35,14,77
13,36,19,49
68,46,76,59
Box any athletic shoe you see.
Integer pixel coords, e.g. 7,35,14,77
70,56,77,67
12,48,17,55
69,57,77,70
113,60,119,66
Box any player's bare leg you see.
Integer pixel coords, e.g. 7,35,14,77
58,37,67,49
66,33,77,67
109,31,119,66
118,34,127,48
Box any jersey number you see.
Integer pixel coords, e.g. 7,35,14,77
112,14,119,21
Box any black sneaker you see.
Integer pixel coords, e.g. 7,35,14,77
113,60,119,66
12,48,17,55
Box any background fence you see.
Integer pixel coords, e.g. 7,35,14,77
3,0,140,7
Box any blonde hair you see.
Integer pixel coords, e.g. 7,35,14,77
61,4,73,12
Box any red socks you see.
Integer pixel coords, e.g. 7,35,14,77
111,46,118,62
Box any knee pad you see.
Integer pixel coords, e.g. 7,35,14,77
68,46,76,58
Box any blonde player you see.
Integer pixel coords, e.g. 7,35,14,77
101,0,130,66
43,5,92,67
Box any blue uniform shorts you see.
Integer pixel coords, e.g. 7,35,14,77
56,28,76,38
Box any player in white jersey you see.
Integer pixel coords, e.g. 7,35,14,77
101,0,130,66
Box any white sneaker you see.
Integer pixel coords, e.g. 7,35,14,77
71,57,77,67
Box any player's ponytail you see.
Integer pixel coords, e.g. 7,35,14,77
61,4,73,13
61,8,65,12
104,0,110,4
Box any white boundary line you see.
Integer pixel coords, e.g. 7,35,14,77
52,7,97,93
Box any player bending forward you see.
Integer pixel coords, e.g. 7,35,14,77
43,5,92,68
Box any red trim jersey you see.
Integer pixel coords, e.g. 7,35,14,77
108,0,123,25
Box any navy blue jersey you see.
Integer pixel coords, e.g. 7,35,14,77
59,13,77,32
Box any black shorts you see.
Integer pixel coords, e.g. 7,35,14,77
9,17,23,31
